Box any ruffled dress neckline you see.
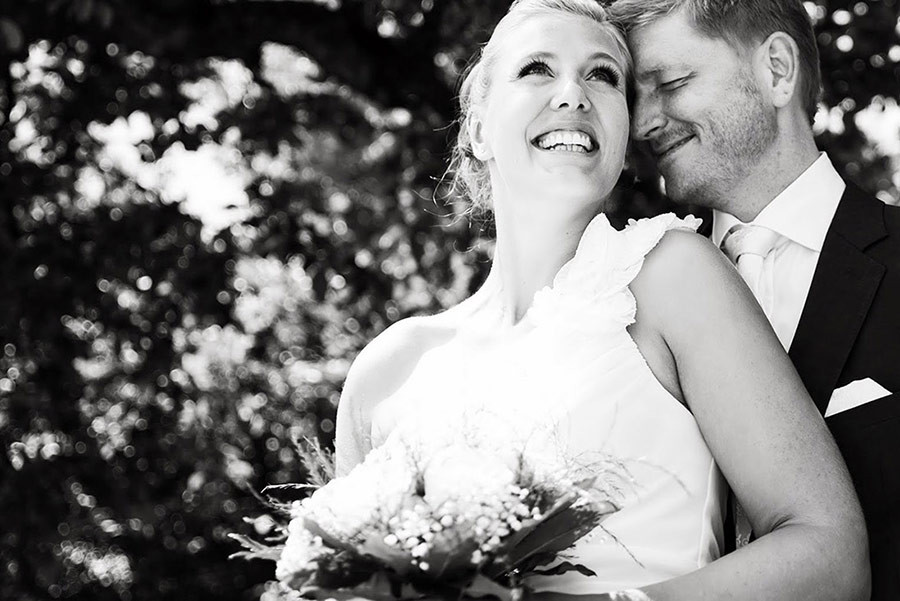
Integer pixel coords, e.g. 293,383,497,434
369,212,724,595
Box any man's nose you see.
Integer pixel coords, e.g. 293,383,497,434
632,93,667,141
552,78,591,112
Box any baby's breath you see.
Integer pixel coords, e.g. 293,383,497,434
269,425,624,592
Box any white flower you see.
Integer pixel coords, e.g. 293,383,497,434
276,516,328,583
422,444,518,509
303,439,417,539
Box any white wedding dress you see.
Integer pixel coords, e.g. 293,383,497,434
367,213,726,594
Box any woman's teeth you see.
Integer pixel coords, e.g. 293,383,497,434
536,130,594,152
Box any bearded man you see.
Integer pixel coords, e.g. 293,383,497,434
612,1,900,598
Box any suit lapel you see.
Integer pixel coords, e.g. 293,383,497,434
789,185,887,413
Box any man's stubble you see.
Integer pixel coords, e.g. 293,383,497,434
663,68,778,212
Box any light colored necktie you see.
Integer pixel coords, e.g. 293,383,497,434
720,224,781,549
721,224,781,317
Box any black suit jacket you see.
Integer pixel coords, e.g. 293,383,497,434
788,183,900,600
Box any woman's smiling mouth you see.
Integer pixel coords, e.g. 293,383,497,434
532,129,598,153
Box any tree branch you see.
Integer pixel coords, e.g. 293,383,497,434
12,0,457,119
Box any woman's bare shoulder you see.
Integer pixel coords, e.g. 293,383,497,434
629,226,762,345
339,306,469,425
632,228,739,307
644,227,725,274
342,313,456,406
335,311,459,473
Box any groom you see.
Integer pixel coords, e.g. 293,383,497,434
612,0,900,598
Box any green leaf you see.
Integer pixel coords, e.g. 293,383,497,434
464,574,521,601
497,505,607,574
486,490,581,569
531,561,597,578
294,436,337,487
227,532,284,562
263,482,318,503
300,571,415,601
483,490,611,579
314,550,384,590
302,517,366,556
419,531,480,581
356,533,416,576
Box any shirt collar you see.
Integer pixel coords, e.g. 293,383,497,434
711,153,846,251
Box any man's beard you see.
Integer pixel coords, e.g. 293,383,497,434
662,71,778,208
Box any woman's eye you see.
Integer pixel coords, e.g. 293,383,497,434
588,66,621,87
517,60,552,78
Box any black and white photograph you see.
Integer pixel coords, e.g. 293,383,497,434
1,1,899,600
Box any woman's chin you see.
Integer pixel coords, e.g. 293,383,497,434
506,187,606,218
524,175,612,208
539,159,618,186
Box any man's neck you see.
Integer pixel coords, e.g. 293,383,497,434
721,127,821,223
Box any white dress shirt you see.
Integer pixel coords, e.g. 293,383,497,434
712,153,846,350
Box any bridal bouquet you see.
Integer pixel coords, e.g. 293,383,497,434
234,422,626,601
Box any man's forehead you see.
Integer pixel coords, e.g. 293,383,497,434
628,18,735,79
629,34,696,81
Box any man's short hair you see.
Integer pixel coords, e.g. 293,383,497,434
611,0,821,122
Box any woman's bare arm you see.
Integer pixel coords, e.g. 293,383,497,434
334,317,439,476
579,230,869,601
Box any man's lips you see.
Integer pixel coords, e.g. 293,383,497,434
653,135,695,160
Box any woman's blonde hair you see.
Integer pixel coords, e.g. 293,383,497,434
449,0,631,213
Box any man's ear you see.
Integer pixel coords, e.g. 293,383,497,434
756,31,801,109
468,108,493,161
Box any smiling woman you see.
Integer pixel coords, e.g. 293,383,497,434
333,0,869,599
461,7,631,281
450,0,631,215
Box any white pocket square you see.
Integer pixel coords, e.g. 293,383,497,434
824,378,892,418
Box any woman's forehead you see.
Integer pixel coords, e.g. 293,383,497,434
493,11,628,70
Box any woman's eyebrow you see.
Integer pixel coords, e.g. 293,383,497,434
517,50,554,61
587,51,624,69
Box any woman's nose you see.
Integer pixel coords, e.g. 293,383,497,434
552,78,591,112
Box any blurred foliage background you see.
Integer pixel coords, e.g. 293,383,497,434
0,0,898,599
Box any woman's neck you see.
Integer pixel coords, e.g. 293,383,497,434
484,199,598,325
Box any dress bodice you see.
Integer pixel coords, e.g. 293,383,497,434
368,213,725,593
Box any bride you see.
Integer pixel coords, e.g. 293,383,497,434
334,0,868,599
